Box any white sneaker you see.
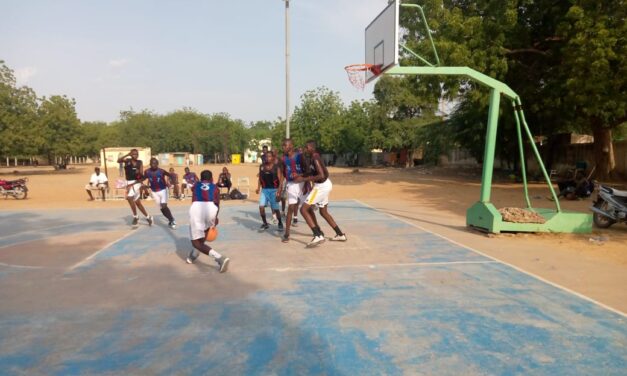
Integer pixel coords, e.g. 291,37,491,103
147,216,154,226
330,234,347,241
217,257,230,273
307,235,325,247
186,250,198,264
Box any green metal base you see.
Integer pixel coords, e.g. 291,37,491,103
466,202,592,234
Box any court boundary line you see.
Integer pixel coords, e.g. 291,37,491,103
0,262,43,270
353,199,627,318
264,260,497,272
67,229,139,272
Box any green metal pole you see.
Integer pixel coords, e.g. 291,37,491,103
512,102,532,209
479,89,501,203
515,97,561,211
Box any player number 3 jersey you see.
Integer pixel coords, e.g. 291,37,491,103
192,181,220,205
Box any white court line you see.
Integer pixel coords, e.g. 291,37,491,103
264,260,497,272
0,262,43,270
66,229,138,272
353,199,627,319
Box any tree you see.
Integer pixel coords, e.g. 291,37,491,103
554,1,626,179
38,95,81,163
290,87,346,152
401,0,626,178
0,61,41,158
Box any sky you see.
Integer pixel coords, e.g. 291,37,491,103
2,0,389,124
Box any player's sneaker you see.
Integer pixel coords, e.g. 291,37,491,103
132,216,139,227
168,221,177,230
216,256,230,273
307,235,325,247
277,222,284,231
260,223,269,230
147,216,154,226
292,218,298,226
186,250,198,264
281,234,290,243
330,234,347,241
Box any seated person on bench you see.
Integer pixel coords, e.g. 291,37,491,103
181,167,199,198
217,167,232,193
557,170,594,200
85,167,109,201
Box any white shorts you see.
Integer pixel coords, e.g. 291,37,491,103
305,179,332,207
151,189,168,207
126,181,142,201
286,182,305,205
85,183,106,190
189,201,218,240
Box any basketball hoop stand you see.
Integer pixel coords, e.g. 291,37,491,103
356,2,591,234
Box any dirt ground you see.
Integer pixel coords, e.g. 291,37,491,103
1,163,626,313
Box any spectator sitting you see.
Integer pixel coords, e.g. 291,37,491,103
217,167,232,193
181,167,199,198
556,170,594,200
85,167,109,201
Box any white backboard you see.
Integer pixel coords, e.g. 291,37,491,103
365,0,399,82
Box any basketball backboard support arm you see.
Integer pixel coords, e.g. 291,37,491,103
372,2,591,233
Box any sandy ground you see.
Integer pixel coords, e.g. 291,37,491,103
1,163,626,313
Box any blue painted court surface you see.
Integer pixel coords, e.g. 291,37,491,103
0,201,625,375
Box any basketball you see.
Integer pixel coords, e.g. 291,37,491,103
205,226,218,242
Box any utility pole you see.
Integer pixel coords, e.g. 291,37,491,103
284,0,291,139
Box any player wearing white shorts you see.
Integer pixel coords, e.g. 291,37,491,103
185,170,230,273
297,140,347,247
143,158,177,229
117,149,153,228
279,139,307,243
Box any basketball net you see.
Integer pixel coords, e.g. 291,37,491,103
344,64,381,90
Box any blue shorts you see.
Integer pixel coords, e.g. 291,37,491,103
259,188,279,210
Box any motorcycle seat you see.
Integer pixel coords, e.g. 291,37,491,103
608,187,627,198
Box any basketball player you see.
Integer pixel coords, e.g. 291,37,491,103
185,170,230,273
255,150,284,231
297,140,347,246
117,149,153,227
143,158,177,229
279,139,305,242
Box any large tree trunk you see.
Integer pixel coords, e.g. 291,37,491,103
592,122,615,181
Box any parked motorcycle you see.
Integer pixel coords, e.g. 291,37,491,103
0,177,28,200
590,184,627,228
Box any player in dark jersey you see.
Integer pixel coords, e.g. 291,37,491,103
296,140,347,246
279,138,306,243
168,167,181,200
117,149,153,227
185,170,230,273
143,158,177,229
255,150,284,231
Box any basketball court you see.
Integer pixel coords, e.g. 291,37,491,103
0,200,625,374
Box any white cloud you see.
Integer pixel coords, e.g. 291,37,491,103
14,66,38,84
109,58,129,68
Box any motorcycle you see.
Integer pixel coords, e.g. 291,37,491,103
0,177,29,200
590,184,627,228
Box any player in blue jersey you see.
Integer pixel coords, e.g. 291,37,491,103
185,170,230,273
255,150,284,231
143,158,177,229
279,139,307,243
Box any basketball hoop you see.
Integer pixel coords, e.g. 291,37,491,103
344,64,382,90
